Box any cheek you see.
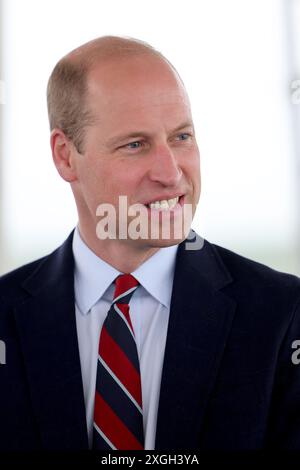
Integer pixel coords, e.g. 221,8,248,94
195,156,201,184
78,153,145,204
185,150,201,199
183,149,200,177
77,158,110,206
110,162,144,195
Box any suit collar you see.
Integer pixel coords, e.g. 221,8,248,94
155,231,236,449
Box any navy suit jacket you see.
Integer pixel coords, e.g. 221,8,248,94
1,230,300,451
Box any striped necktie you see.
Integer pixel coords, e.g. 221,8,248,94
92,273,144,450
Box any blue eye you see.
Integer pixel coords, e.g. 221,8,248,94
177,133,190,141
126,141,142,149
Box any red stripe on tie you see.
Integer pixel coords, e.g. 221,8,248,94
99,326,142,407
114,274,138,300
94,392,143,450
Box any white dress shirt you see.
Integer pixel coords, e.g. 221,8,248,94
72,226,178,450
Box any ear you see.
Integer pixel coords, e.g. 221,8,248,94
50,129,78,182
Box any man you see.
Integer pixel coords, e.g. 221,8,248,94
1,35,300,452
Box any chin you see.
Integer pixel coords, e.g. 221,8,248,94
141,235,186,249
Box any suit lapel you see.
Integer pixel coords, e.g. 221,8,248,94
13,231,89,450
155,233,237,449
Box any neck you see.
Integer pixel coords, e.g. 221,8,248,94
77,222,160,273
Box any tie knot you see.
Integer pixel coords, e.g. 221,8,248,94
113,274,139,303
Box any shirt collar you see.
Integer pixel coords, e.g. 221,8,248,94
132,243,178,309
72,226,178,315
73,227,121,315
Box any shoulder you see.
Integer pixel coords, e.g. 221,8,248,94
0,230,75,310
0,255,49,309
211,242,300,289
208,241,300,316
180,232,300,319
182,232,300,293
0,256,50,340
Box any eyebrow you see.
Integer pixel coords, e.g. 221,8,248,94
107,121,194,147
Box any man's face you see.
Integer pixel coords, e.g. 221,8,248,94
72,54,201,249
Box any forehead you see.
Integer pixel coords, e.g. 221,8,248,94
86,55,191,128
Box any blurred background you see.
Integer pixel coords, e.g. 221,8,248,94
0,0,299,276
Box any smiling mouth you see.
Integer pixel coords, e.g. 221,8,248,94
144,195,184,211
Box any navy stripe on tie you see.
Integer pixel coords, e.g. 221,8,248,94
96,358,144,444
104,306,140,372
113,290,137,305
92,424,114,450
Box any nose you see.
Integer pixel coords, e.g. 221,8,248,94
148,144,182,187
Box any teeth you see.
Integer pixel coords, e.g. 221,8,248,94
148,197,179,210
